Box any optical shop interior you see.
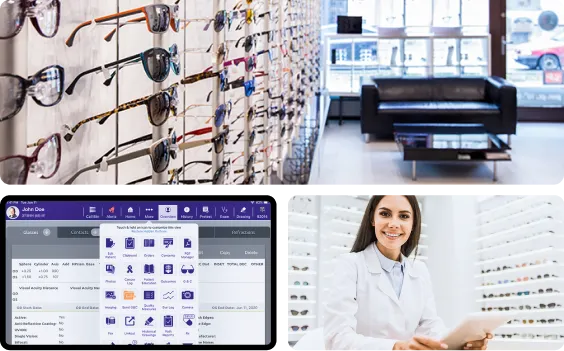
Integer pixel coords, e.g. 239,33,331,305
288,195,564,350
310,0,564,185
0,0,322,185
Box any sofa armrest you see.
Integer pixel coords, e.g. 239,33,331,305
360,84,382,134
486,76,518,134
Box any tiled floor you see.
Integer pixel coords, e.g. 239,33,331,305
310,121,564,185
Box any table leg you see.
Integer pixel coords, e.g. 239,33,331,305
493,161,498,182
412,161,417,181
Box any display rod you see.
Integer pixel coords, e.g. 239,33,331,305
243,0,252,183
0,26,27,181
152,0,167,184
181,0,188,183
275,0,284,180
211,0,223,176
262,0,272,185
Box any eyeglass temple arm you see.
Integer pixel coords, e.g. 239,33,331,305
66,53,142,95
104,16,147,42
102,57,143,87
65,7,144,47
94,130,160,165
65,148,149,184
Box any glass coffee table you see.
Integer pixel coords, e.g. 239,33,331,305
394,123,512,182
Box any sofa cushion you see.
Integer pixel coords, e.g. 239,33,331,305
379,101,500,115
373,77,488,102
432,78,487,101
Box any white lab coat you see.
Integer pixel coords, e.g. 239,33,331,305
324,243,446,350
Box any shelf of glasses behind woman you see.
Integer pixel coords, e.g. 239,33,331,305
477,196,528,217
476,198,557,231
475,247,560,267
475,216,560,241
476,231,562,255
492,333,564,344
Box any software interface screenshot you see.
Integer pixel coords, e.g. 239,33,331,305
4,199,273,346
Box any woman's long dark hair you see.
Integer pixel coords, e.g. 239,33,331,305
351,195,421,258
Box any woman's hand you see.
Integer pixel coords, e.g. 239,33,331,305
393,336,449,350
463,333,493,350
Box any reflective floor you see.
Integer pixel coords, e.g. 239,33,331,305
310,120,564,184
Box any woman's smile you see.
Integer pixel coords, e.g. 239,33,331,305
382,231,403,240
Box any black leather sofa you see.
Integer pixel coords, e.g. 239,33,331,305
360,77,518,139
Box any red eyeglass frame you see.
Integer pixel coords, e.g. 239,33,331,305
0,133,62,185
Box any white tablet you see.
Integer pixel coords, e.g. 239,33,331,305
441,312,513,350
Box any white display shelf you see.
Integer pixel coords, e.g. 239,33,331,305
288,255,318,261
289,285,317,290
324,206,365,216
475,247,557,266
475,263,563,279
289,225,318,234
329,231,356,239
488,339,564,350
330,218,361,227
476,293,564,303
476,232,560,254
499,324,564,331
418,244,429,249
476,278,564,291
289,270,317,276
475,217,558,242
288,331,307,337
421,234,429,239
288,240,318,247
329,245,351,252
289,300,317,305
477,196,528,217
289,212,319,220
477,203,555,230
288,315,317,320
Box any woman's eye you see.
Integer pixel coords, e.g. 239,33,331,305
379,211,390,217
400,214,410,220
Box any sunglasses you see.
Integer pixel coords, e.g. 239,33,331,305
182,68,227,86
227,77,256,96
66,130,179,184
172,159,231,186
66,4,180,47
290,295,307,300
0,65,64,122
224,55,257,72
0,133,61,184
291,266,309,271
290,325,309,332
66,44,180,95
290,310,309,316
0,0,60,39
235,35,257,52
64,84,178,141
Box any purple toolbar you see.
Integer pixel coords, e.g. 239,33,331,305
4,201,271,221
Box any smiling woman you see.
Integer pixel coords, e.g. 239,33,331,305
323,196,492,351
350,196,421,260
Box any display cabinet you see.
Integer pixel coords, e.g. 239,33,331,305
475,196,564,351
322,33,491,96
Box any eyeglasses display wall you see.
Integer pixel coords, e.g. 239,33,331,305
287,195,428,346
475,196,564,350
0,0,321,185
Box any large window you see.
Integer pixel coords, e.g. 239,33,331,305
506,0,564,107
322,0,490,95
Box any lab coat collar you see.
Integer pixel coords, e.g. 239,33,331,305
364,243,421,311
365,243,420,278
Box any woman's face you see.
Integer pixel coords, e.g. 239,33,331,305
372,196,414,254
9,208,15,216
